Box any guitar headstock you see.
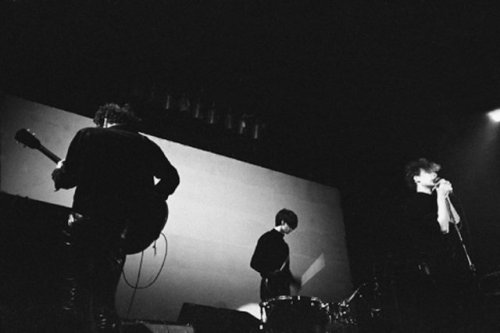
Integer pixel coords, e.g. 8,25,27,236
15,128,41,149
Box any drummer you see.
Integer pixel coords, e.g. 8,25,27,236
250,208,302,301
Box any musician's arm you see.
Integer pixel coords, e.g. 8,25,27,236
281,256,301,288
52,130,84,190
151,143,180,199
448,199,461,224
250,236,274,277
436,180,455,233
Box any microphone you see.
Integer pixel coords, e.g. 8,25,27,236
433,177,454,195
431,177,442,192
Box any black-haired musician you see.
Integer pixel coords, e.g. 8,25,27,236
52,103,179,332
250,208,302,302
403,158,472,332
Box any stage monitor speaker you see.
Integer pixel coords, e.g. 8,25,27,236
177,302,260,333
123,321,194,333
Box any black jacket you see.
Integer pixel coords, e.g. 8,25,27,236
53,125,179,225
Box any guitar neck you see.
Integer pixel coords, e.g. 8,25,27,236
38,145,62,164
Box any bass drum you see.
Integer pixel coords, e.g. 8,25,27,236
260,296,329,333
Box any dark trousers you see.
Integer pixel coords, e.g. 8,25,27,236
61,214,126,332
260,276,290,302
400,256,474,333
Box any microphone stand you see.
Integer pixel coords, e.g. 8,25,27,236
445,196,476,274
445,194,484,332
342,283,366,305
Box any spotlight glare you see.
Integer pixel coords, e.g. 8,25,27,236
488,109,500,122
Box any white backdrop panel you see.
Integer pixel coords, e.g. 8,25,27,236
1,94,352,322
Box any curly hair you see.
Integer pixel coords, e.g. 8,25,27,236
275,208,298,229
404,158,441,190
93,103,141,127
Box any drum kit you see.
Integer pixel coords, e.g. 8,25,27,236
259,293,358,333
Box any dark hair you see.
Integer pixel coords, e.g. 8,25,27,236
93,103,141,127
275,208,298,229
404,158,441,190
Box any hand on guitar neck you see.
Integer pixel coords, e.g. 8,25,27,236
14,128,68,190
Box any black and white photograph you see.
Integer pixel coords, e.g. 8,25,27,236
1,1,500,332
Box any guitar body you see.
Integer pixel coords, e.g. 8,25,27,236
121,195,169,255
15,128,169,255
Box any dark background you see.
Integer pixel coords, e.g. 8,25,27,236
2,0,500,293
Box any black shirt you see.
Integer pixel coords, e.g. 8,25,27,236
403,191,464,276
54,125,179,226
405,192,448,257
250,229,291,279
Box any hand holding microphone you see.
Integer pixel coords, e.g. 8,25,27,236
434,177,453,197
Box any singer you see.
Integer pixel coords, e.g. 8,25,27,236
402,158,471,332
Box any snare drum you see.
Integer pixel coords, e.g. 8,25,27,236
260,296,329,332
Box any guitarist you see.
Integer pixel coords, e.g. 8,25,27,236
52,103,179,332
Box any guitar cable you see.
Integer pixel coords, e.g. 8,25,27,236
122,232,168,318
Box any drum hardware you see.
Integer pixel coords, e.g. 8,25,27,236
259,295,360,332
333,282,366,324
325,281,382,328
258,283,377,332
258,279,388,332
259,296,330,332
